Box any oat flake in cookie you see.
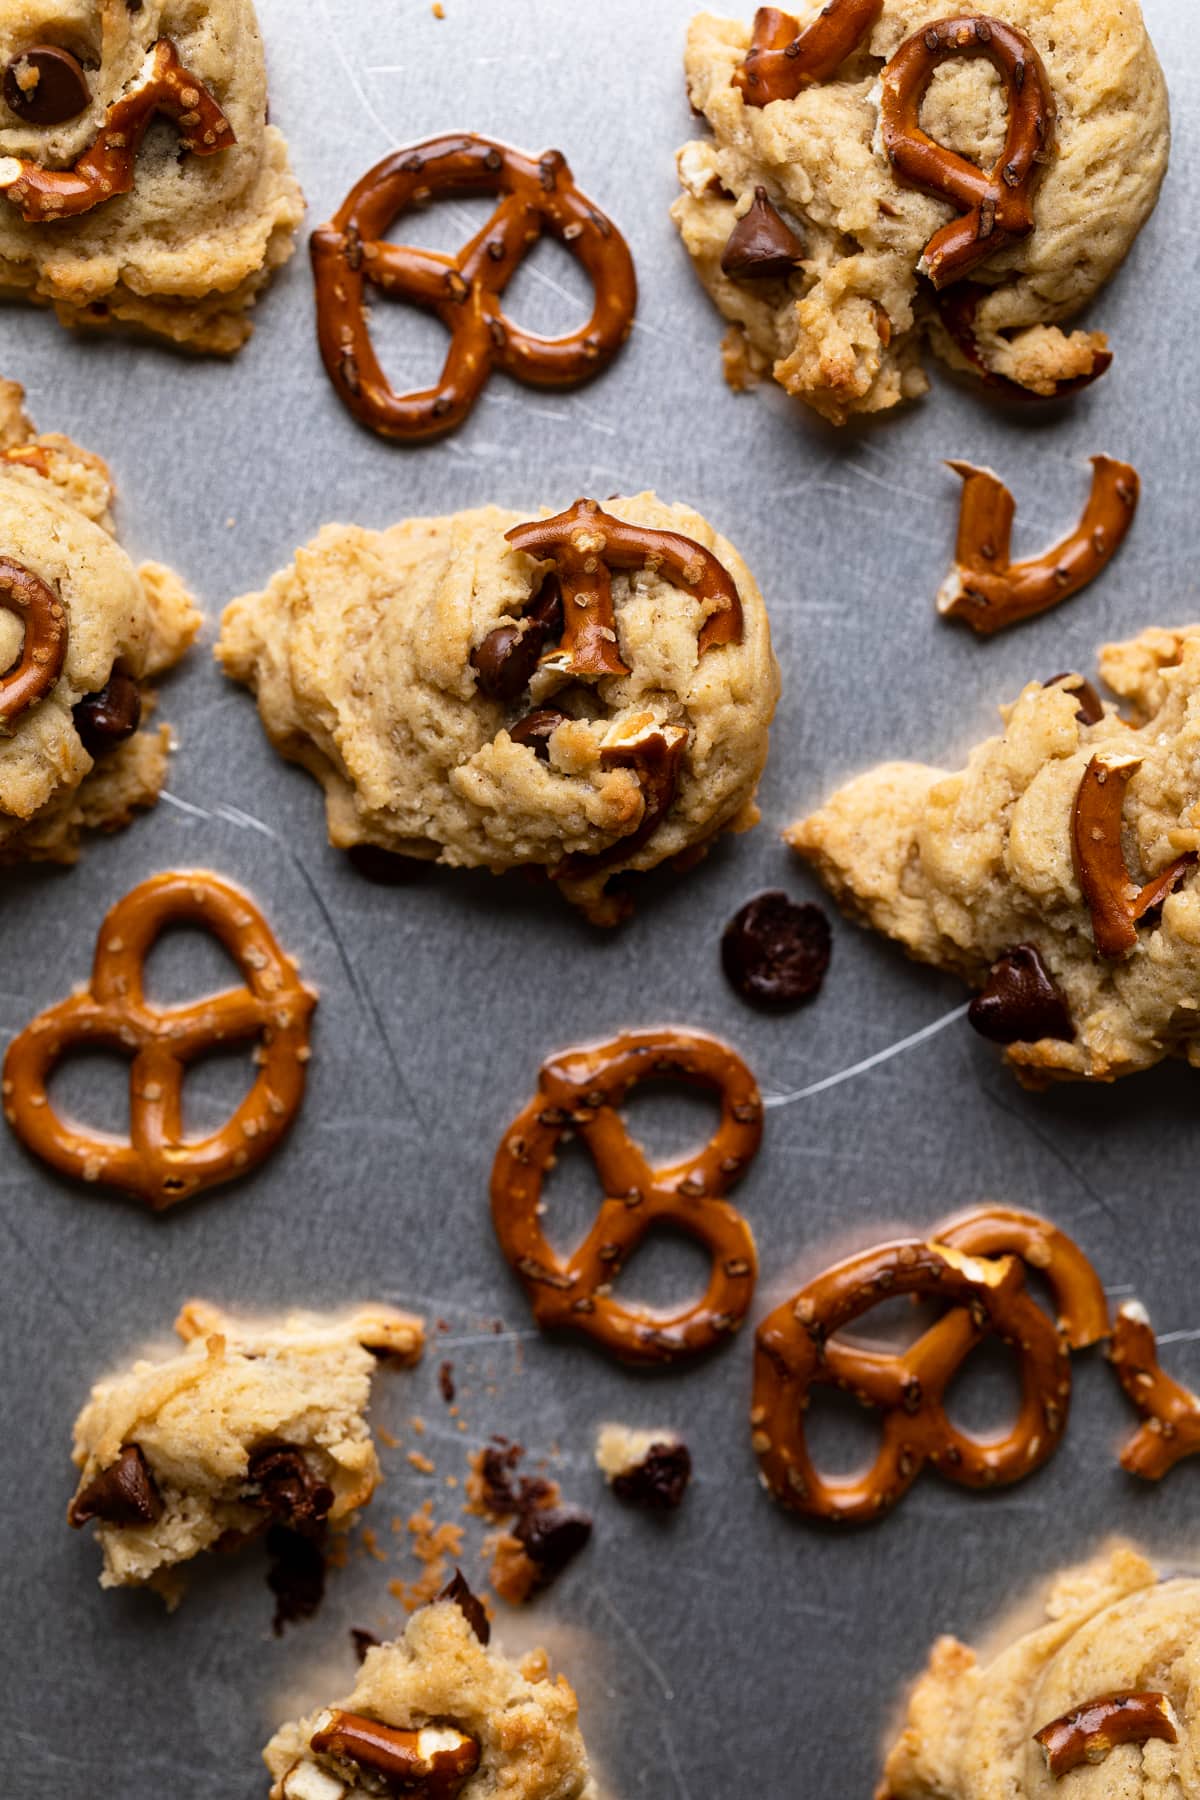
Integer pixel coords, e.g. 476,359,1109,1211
0,0,303,351
68,1301,423,1608
0,380,198,864
217,493,779,925
788,629,1200,1085
673,0,1168,423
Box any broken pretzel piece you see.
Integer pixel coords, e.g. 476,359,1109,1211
732,2,882,106
1034,1689,1177,1779
1072,752,1194,959
308,1711,479,1799
939,458,1139,636
1109,1301,1200,1481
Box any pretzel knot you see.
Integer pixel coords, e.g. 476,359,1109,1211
752,1238,1071,1523
0,40,235,223
2,872,316,1211
310,134,638,443
879,16,1056,290
490,1030,762,1365
732,2,883,106
0,555,67,730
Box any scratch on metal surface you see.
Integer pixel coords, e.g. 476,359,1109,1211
587,1583,677,1702
978,1079,1122,1235
0,1206,93,1335
317,0,401,149
763,1004,970,1108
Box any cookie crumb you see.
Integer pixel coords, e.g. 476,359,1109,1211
596,1424,692,1510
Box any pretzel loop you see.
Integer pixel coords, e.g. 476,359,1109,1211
2,872,317,1210
733,2,883,106
491,1030,762,1365
879,17,1056,289
934,1205,1109,1349
0,39,235,223
310,135,637,442
753,1239,1070,1522
0,555,67,729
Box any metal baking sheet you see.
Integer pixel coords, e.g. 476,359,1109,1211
1,1,1196,1792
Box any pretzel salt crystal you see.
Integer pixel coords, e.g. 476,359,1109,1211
732,2,882,106
1109,1301,1200,1480
0,40,234,223
879,16,1055,290
934,1205,1108,1349
0,555,67,729
2,871,316,1210
1072,753,1194,959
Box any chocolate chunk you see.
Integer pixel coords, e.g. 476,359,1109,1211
470,577,564,703
968,944,1075,1045
611,1442,692,1511
245,1444,334,1531
72,670,141,756
720,187,805,280
68,1443,162,1528
509,708,570,760
1046,671,1104,726
350,1627,381,1663
4,45,90,126
721,890,833,1009
438,1360,456,1403
436,1568,491,1644
513,1503,592,1580
265,1524,326,1634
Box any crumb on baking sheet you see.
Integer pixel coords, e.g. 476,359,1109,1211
388,1500,465,1612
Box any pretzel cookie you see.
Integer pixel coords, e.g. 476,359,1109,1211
880,1545,1200,1799
674,1,1167,423
68,1301,423,1605
0,380,198,865
789,627,1200,1084
0,0,303,351
217,494,779,924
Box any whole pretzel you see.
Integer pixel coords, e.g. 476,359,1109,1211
752,1238,1070,1523
491,1029,762,1365
934,1205,1109,1349
0,39,234,223
504,498,743,680
879,17,1056,290
1072,752,1194,959
2,871,316,1210
310,135,637,443
732,2,882,106
0,555,67,729
1109,1301,1200,1480
939,458,1139,636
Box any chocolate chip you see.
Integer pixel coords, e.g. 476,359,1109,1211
4,45,90,126
720,187,805,281
478,1442,523,1515
245,1444,334,1531
265,1524,327,1635
436,1568,491,1644
611,1442,693,1512
72,670,141,756
509,708,569,760
470,577,564,703
438,1360,456,1403
1046,671,1104,726
721,890,833,1009
513,1503,592,1580
968,944,1075,1045
350,1627,381,1663
68,1443,162,1528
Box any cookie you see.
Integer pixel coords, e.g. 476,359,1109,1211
673,1,1168,423
0,380,199,864
0,0,303,351
879,1545,1197,1799
264,1593,597,1800
68,1300,423,1603
217,493,779,925
787,630,1200,1085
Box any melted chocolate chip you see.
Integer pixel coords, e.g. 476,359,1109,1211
721,890,833,1009
1046,672,1104,726
265,1524,326,1634
514,1503,593,1580
351,1627,381,1663
245,1444,334,1531
68,1443,162,1528
478,1442,523,1514
611,1442,693,1512
4,44,90,126
438,1360,456,1403
72,670,141,756
436,1568,491,1644
720,187,806,280
509,708,570,760
470,577,564,703
968,944,1076,1045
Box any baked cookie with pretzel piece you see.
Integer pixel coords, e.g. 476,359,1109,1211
264,1585,597,1800
0,379,199,865
0,0,303,351
879,1544,1200,1799
673,0,1168,423
217,493,779,925
788,628,1200,1085
68,1299,424,1606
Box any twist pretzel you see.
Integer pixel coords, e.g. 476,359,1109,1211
879,17,1056,290
2,871,316,1210
310,135,637,443
504,498,743,680
732,3,882,106
752,1238,1070,1523
939,458,1139,636
491,1030,762,1365
1072,752,1194,959
1109,1302,1200,1481
0,40,234,223
0,555,67,730
934,1205,1109,1349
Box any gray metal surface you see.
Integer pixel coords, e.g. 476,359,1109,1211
1,1,1197,1793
